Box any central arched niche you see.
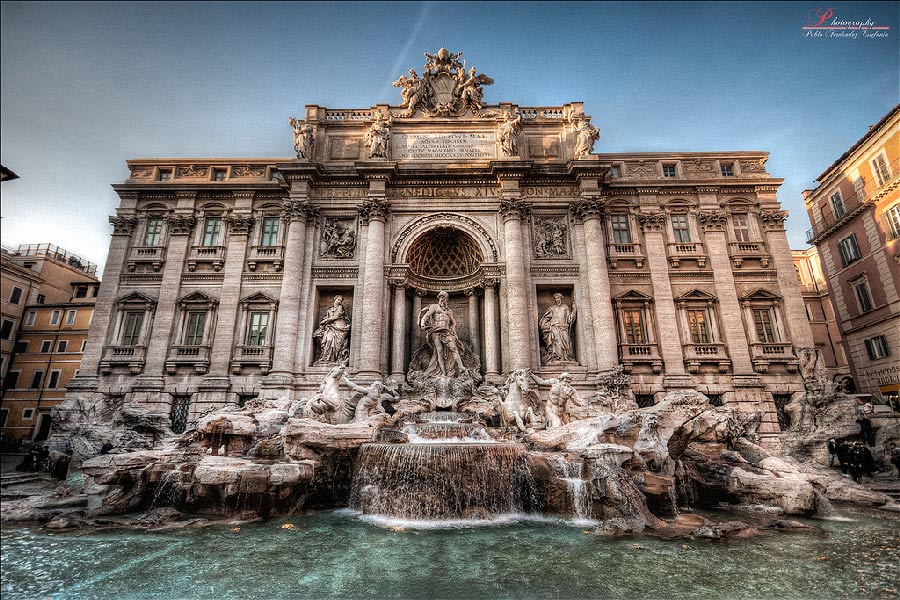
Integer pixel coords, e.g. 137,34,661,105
406,226,483,280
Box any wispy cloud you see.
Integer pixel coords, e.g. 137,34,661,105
379,1,433,100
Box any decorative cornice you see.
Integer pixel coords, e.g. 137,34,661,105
499,198,531,222
358,198,390,224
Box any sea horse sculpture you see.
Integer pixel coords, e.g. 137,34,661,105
499,368,541,431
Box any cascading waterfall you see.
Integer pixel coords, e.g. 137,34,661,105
547,455,593,520
148,470,183,509
350,412,534,520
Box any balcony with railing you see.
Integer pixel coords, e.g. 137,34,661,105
618,342,662,373
165,345,211,374
247,245,285,272
231,345,273,374
667,242,707,268
808,157,899,241
683,342,730,373
750,342,798,373
727,241,771,269
187,246,226,272
126,245,166,272
607,242,645,269
99,345,146,374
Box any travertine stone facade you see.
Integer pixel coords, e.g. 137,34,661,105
64,50,813,439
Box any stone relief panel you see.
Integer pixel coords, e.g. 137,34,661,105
319,217,357,259
537,287,578,366
327,137,362,161
312,288,354,366
625,160,660,178
532,216,571,259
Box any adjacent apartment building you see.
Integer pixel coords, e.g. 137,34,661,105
0,245,99,440
804,104,900,411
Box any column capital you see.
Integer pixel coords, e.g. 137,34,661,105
698,210,728,232
389,279,407,289
109,215,138,236
499,198,531,222
166,214,196,236
481,278,500,289
464,287,483,297
282,200,317,223
638,212,667,232
759,209,788,231
358,198,390,224
570,196,606,221
225,213,255,236
411,287,428,297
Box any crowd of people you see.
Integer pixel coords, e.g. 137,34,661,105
827,436,900,483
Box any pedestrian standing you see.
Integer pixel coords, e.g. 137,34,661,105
827,438,838,467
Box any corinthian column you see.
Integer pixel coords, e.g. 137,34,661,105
466,287,482,368
390,281,407,380
268,192,312,380
482,280,500,378
760,210,814,348
500,198,531,370
572,197,618,371
356,198,390,378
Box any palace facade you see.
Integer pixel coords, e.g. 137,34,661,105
64,50,814,441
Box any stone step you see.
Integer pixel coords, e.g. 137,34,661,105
0,474,41,486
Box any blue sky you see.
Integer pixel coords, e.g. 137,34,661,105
1,1,897,271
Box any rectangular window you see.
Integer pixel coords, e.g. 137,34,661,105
720,162,734,177
608,165,622,178
24,311,36,326
81,340,87,352
144,217,163,246
36,294,45,304
885,204,900,240
40,340,51,353
9,286,23,305
830,190,845,218
871,153,892,187
49,310,61,325
247,312,269,346
687,310,711,344
202,217,221,246
57,340,68,352
671,214,691,243
610,215,632,244
183,312,206,346
121,311,144,346
621,310,646,344
662,164,677,178
6,371,20,389
261,216,280,247
865,335,890,360
74,286,88,298
753,309,778,343
48,371,61,389
66,310,77,325
853,280,874,313
213,169,227,181
158,169,172,181
837,234,861,267
22,408,34,420
732,213,751,242
30,370,44,389
14,341,28,353
0,319,13,340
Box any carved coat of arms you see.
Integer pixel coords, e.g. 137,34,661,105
392,48,494,118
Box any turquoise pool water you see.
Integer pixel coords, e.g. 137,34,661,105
2,508,898,599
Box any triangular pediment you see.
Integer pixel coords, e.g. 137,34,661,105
116,291,156,306
615,290,653,301
177,291,219,306
741,288,781,301
240,291,278,306
675,289,717,302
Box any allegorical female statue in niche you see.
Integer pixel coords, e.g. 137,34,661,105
313,295,351,365
540,293,577,363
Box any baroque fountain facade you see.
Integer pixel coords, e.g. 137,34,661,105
31,49,896,527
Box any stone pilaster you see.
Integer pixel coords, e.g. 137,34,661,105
78,207,138,377
466,287,482,368
410,288,425,359
207,196,254,375
356,196,390,378
639,211,692,387
390,281,407,380
571,196,618,372
482,280,500,379
143,196,197,377
499,197,531,370
760,210,814,348
267,185,313,384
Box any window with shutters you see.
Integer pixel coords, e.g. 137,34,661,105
865,335,890,360
671,214,691,243
247,312,269,346
732,213,751,242
871,152,892,187
202,217,221,246
830,190,845,218
121,312,144,345
610,214,632,244
852,279,874,314
183,312,207,345
144,217,164,246
687,310,711,344
261,216,280,247
837,234,861,267
753,309,779,343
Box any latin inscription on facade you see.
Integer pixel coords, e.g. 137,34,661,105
393,132,496,160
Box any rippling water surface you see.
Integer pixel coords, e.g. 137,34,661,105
2,507,898,599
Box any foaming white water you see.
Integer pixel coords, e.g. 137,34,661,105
349,510,598,530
